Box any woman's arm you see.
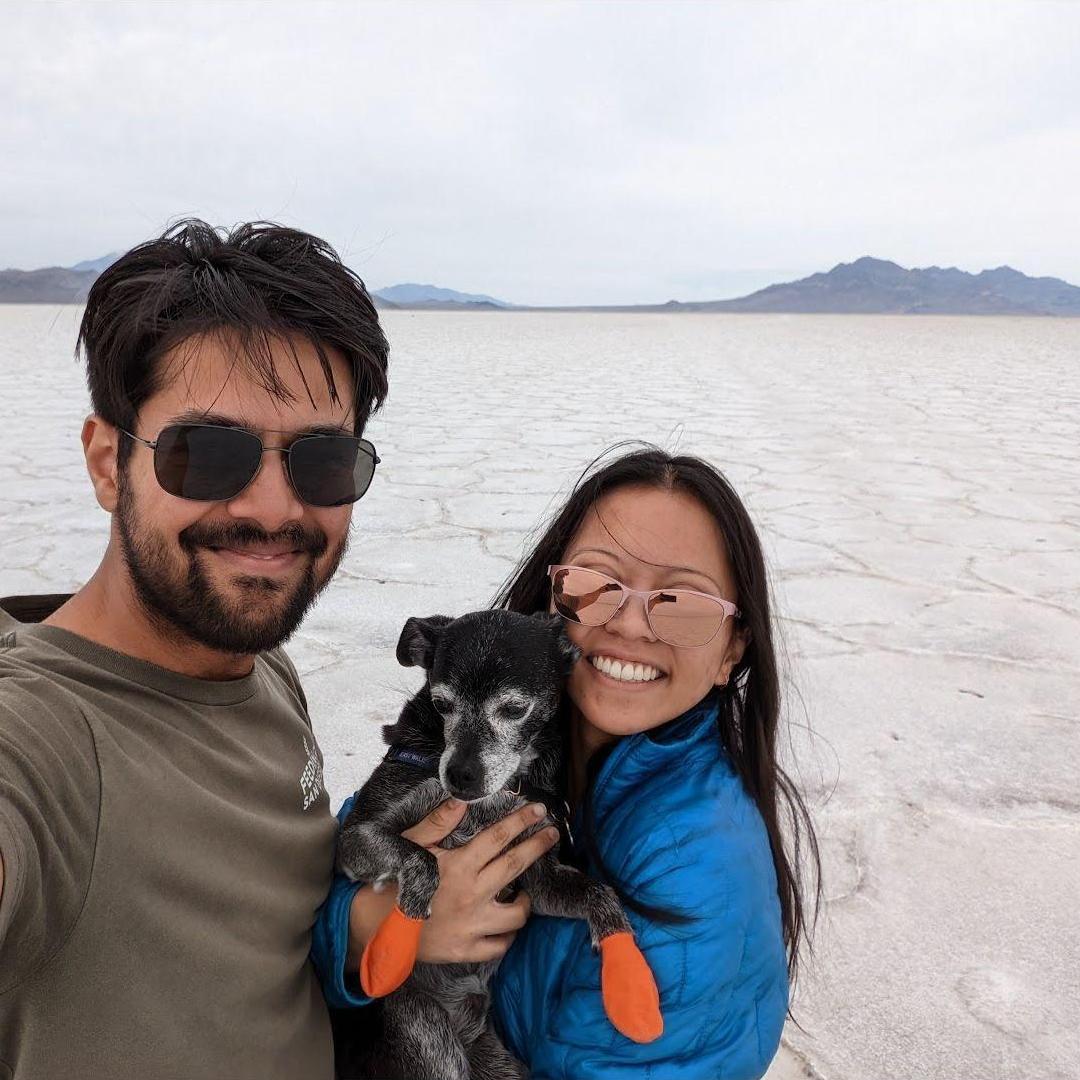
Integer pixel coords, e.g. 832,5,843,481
495,816,788,1080
310,795,374,1008
311,796,558,1008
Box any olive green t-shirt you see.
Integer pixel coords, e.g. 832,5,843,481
0,594,338,1080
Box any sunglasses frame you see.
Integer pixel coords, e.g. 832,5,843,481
119,422,380,507
547,563,741,648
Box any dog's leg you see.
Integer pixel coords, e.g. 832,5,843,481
381,987,471,1080
467,1028,529,1080
336,776,447,893
521,851,663,1045
337,778,448,997
520,849,630,941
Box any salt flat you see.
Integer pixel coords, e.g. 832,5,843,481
1,305,1078,1079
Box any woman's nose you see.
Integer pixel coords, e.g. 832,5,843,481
605,590,657,641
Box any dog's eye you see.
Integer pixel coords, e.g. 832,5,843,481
430,694,453,714
498,702,529,721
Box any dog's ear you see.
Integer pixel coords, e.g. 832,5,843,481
555,627,582,673
533,612,581,672
396,615,454,669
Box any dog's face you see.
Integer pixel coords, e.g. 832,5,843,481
396,610,580,802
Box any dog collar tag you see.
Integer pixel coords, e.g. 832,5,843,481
384,747,440,773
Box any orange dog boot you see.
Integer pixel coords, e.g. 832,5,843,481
598,931,663,1043
359,905,425,997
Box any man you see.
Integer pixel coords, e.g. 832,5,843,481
0,220,556,1078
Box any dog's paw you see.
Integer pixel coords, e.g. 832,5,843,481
359,905,425,997
598,931,664,1043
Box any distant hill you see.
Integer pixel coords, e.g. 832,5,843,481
0,252,116,303
0,265,510,307
672,257,1080,316
5,254,1078,314
0,255,402,307
0,266,98,303
0,264,435,307
70,253,120,273
373,283,510,308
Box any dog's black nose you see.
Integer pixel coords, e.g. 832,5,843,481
445,759,483,797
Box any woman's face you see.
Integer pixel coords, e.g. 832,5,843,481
557,485,749,747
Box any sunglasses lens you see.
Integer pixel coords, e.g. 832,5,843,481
551,567,624,626
647,591,726,647
154,425,261,501
288,435,377,507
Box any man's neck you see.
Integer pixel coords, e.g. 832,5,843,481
44,552,256,681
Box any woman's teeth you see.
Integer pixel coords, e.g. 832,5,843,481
590,656,663,683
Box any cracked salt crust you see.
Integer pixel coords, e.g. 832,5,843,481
1,306,1077,1080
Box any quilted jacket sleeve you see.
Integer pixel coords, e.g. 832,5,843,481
309,794,372,1009
494,804,787,1080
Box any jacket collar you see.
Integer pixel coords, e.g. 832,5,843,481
586,691,723,816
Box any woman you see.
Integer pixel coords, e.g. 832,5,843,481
487,446,819,1079
316,446,819,1080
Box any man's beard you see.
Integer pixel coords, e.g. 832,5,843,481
115,477,348,655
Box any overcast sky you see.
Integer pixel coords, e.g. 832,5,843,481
3,1,1080,305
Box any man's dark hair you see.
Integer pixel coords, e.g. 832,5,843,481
77,218,389,466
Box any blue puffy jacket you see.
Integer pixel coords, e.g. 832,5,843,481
490,695,788,1079
313,694,787,1079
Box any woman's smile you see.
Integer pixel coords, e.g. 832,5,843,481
587,653,666,685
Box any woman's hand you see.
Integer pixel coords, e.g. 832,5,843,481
347,799,559,969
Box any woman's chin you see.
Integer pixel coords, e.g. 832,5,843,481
571,690,671,740
570,667,710,740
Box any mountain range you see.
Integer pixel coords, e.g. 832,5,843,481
658,257,1080,316
2,255,1079,315
372,283,509,309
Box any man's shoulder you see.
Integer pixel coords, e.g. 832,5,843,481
0,641,92,715
0,594,97,722
0,639,98,768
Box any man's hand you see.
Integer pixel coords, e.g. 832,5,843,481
347,800,558,970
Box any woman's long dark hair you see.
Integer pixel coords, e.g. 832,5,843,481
493,445,821,994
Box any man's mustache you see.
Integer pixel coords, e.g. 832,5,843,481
178,521,329,557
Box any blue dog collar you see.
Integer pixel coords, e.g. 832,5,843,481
384,747,440,773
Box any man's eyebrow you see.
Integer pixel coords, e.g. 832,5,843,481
567,546,723,592
167,410,353,437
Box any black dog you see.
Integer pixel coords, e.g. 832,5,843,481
331,609,662,1080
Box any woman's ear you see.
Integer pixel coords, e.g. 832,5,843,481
83,414,120,513
715,624,751,687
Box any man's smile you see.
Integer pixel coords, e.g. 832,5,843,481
204,544,306,574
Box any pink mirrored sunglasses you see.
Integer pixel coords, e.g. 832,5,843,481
547,564,740,648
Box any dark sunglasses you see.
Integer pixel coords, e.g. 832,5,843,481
120,423,379,507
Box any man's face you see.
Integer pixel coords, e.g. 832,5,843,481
115,332,358,655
